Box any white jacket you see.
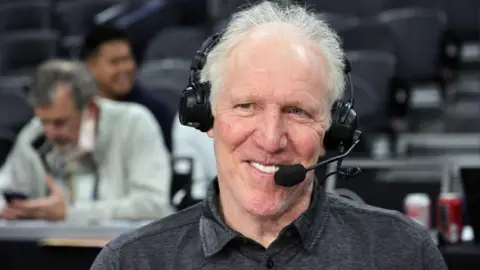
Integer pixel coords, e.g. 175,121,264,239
172,113,216,199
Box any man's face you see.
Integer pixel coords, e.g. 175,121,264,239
210,27,329,218
87,40,136,99
35,84,82,152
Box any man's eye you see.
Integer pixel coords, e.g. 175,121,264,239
235,103,253,109
288,107,308,116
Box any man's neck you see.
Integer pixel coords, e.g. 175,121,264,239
97,89,110,99
219,181,313,248
98,88,128,101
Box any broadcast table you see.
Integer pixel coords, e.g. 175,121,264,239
440,241,480,270
0,221,479,270
0,220,149,270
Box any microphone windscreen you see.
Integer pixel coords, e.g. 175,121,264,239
274,164,307,187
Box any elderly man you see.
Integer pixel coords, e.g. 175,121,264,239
91,2,447,269
0,60,173,221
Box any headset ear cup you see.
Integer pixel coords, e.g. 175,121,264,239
323,101,358,151
178,83,214,132
323,101,342,151
179,84,197,126
323,128,335,151
200,85,214,132
331,101,341,124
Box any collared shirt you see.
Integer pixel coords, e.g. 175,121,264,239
91,178,448,270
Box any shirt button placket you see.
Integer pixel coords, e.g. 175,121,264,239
266,258,274,269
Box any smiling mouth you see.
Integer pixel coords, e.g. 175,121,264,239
248,161,281,173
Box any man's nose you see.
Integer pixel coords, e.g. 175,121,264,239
252,110,287,153
43,124,61,139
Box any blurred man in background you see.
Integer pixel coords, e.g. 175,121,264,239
0,60,173,221
80,24,175,152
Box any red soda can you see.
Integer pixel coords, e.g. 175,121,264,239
437,192,463,244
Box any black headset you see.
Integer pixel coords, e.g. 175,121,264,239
179,31,361,153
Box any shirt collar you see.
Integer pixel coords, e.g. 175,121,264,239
293,178,330,251
199,180,238,257
199,177,329,257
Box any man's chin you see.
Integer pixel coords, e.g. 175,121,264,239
246,203,286,219
111,84,133,97
241,191,288,218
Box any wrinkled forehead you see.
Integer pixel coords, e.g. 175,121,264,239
222,25,328,108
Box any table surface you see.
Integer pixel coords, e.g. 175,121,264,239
0,220,151,241
441,240,480,255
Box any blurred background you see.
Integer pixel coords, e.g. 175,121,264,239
0,0,479,269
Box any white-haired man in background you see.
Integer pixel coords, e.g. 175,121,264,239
91,1,447,269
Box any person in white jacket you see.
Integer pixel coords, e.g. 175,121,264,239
172,113,216,200
0,59,174,222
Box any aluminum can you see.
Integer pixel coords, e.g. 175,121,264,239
437,192,463,244
404,193,431,228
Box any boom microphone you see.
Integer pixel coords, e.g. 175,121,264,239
274,139,361,187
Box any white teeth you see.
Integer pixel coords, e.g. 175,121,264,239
249,161,280,173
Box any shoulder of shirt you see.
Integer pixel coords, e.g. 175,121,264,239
106,202,203,252
326,192,431,241
128,84,173,112
15,117,43,145
97,97,156,123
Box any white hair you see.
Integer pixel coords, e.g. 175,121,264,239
201,1,346,124
29,59,97,110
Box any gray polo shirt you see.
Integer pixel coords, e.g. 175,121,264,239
91,179,448,269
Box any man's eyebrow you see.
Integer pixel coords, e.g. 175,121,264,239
282,94,324,113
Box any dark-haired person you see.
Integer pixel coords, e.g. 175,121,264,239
80,24,174,152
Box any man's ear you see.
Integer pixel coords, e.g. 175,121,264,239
85,56,98,73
